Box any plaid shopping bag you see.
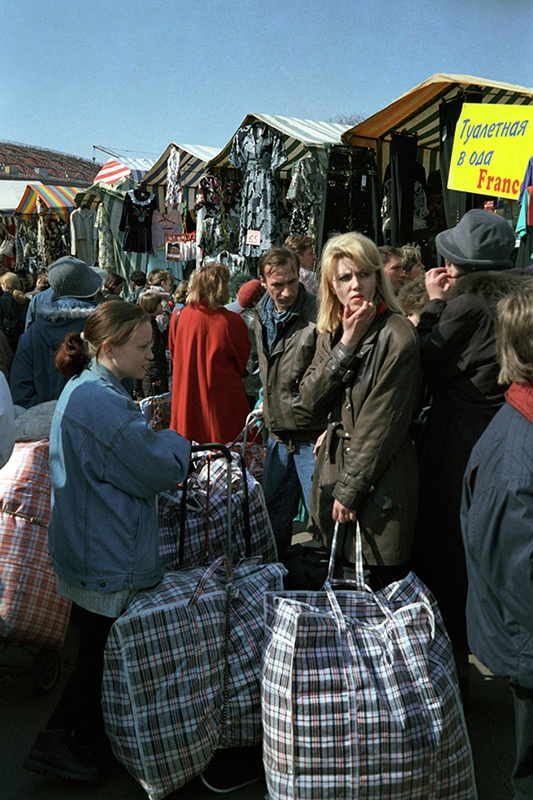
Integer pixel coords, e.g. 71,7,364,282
158,446,277,569
103,556,287,799
0,439,71,649
219,559,287,748
262,522,477,800
102,560,230,800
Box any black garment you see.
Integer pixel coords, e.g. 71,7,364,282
119,189,157,253
413,271,532,657
439,93,482,229
0,291,27,353
510,684,533,799
389,133,420,246
47,606,114,751
141,317,168,398
322,146,381,244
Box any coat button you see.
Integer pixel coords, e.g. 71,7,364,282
81,581,87,587
99,581,107,588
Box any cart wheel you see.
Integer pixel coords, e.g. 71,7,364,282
32,650,61,694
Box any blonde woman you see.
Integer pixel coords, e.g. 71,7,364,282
299,231,422,586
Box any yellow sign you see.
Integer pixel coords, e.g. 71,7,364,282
448,103,532,200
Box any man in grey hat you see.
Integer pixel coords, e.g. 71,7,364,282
412,209,532,699
10,257,104,408
25,257,106,330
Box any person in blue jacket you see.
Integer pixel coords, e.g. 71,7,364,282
461,282,533,800
23,301,190,784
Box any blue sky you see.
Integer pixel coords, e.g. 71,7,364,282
2,0,532,165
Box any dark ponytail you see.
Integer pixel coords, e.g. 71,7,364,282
55,331,89,377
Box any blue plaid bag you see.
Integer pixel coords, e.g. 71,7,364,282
262,522,477,800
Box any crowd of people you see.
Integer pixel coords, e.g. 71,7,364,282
1,210,532,796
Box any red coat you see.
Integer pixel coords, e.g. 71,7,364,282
168,302,252,444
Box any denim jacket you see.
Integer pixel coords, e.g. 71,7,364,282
48,361,190,592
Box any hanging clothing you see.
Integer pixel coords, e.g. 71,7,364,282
165,145,183,209
515,185,533,271
439,94,482,228
151,209,183,255
119,189,157,253
286,154,325,239
230,123,287,257
95,201,116,271
70,207,98,265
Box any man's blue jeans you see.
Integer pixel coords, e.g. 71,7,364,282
262,437,316,555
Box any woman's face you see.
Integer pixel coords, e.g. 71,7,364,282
103,321,153,382
331,256,377,312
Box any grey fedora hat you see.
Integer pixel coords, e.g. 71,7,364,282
48,257,105,298
436,209,515,270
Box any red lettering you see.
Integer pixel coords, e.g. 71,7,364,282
513,179,521,194
477,168,488,188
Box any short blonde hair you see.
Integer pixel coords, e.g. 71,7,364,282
187,263,230,310
317,232,404,334
496,281,533,384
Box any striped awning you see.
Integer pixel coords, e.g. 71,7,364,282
15,184,80,221
341,73,533,178
142,143,221,209
143,143,221,188
93,157,155,185
206,114,347,176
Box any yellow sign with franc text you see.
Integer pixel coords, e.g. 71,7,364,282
448,103,532,200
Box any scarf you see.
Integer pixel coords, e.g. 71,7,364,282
261,292,297,352
505,380,533,424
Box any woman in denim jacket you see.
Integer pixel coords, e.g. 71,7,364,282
24,301,190,784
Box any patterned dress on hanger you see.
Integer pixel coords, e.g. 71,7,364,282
229,123,286,257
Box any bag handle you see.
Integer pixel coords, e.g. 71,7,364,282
326,520,398,624
187,554,233,608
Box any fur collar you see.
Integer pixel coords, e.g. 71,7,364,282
36,300,96,323
448,270,533,304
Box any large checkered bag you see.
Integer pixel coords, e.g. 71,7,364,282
262,522,477,800
218,558,287,749
158,444,277,569
102,560,230,800
102,556,287,799
0,439,71,649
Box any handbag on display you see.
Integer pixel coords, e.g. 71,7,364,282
139,391,171,432
262,521,477,800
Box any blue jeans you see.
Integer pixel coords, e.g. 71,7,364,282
262,437,316,555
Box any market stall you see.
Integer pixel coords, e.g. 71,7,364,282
341,73,533,252
202,114,348,267
14,183,80,268
141,143,221,277
74,179,152,280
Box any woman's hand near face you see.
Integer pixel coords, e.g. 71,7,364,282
332,498,356,524
425,267,455,301
340,300,376,351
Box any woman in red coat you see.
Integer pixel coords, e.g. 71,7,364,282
168,262,251,443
